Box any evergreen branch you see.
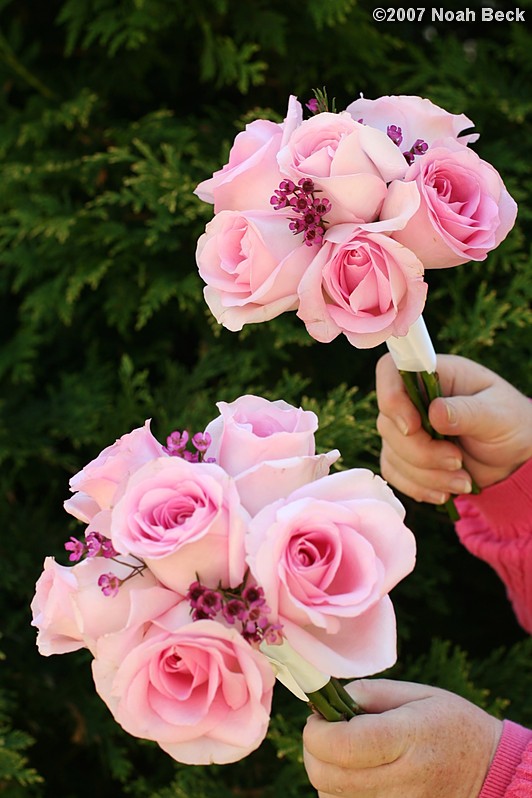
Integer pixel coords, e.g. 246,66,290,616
0,31,57,100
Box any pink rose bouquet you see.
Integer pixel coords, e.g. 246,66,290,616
195,90,516,342
194,89,518,519
32,394,416,763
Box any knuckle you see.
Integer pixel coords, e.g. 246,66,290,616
376,412,388,437
334,727,362,770
379,451,394,483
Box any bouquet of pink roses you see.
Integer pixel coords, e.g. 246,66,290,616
194,91,518,518
32,395,416,764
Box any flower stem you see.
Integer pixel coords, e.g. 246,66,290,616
399,371,480,522
418,371,480,495
399,370,480,522
400,368,458,520
307,678,364,721
399,370,434,435
306,689,345,721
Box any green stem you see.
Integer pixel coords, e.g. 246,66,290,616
443,494,460,522
399,370,433,435
306,688,345,722
399,370,481,522
307,678,364,721
329,678,365,717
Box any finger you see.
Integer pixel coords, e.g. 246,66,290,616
344,678,441,712
430,354,495,399
375,354,423,435
428,389,506,440
303,748,347,797
377,414,464,471
304,747,381,798
380,444,472,502
304,711,409,771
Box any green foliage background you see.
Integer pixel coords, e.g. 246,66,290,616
0,0,531,794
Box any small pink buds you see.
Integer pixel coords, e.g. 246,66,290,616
64,536,86,562
64,532,145,597
64,531,117,562
164,430,189,455
271,178,331,247
186,578,283,646
164,429,213,462
97,573,121,598
387,124,403,147
386,123,429,165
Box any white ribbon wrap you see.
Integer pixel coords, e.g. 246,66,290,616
259,639,329,701
386,315,437,373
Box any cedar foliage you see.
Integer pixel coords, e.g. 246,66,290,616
0,0,531,794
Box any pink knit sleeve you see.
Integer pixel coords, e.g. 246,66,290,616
478,720,532,798
455,458,532,634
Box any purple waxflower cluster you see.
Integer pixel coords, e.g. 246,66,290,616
65,530,118,562
163,429,214,463
386,124,429,165
270,178,331,247
65,531,147,597
95,555,147,598
97,572,121,597
186,579,283,645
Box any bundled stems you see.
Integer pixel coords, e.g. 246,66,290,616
307,677,364,721
399,369,480,522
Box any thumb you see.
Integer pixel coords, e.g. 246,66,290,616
345,678,440,713
428,394,495,439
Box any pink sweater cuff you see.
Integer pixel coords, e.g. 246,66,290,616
479,720,532,798
456,458,532,534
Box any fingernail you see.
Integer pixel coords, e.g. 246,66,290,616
443,457,462,471
397,416,409,435
426,491,448,505
445,402,457,425
449,477,472,494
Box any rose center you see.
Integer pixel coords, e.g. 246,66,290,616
164,648,183,672
152,495,205,528
234,410,285,437
290,534,333,570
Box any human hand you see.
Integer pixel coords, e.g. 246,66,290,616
303,678,503,798
376,353,532,504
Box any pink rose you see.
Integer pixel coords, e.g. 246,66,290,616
202,395,340,515
345,94,479,151
204,395,340,515
205,395,319,474
196,209,316,331
30,557,85,655
30,555,176,656
64,420,165,522
246,470,416,677
381,142,518,268
296,223,427,348
276,112,408,225
92,602,275,765
110,457,248,594
233,452,340,517
194,95,303,213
